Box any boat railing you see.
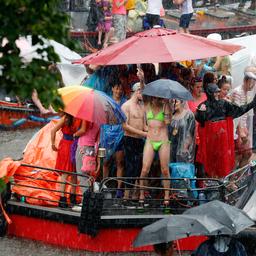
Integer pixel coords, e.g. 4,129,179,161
223,161,256,206
99,176,225,215
7,161,256,210
4,162,256,236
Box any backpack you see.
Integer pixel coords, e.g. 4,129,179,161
169,162,198,198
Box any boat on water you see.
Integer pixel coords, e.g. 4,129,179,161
0,100,59,130
0,119,256,253
1,156,256,253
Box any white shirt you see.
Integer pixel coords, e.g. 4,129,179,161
232,85,255,145
181,0,194,14
147,0,162,15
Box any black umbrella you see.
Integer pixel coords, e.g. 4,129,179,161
184,200,254,235
142,79,193,100
133,214,231,248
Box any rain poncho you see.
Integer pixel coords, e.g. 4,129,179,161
100,97,126,159
196,87,256,177
169,109,195,163
100,124,124,160
83,66,119,96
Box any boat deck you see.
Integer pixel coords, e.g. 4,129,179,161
7,198,178,228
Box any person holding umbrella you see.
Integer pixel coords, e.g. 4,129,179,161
57,86,127,210
186,200,253,256
134,200,252,255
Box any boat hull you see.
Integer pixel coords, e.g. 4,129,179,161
8,214,206,252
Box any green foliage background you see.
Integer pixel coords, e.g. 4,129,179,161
0,0,76,108
0,178,6,193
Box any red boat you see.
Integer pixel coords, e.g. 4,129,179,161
0,100,59,130
1,159,256,253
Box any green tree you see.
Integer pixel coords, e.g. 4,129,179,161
0,0,74,108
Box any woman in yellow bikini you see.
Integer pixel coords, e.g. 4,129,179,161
139,96,171,207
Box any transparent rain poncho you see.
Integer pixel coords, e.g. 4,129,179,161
169,103,196,163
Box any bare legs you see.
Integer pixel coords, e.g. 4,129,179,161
98,27,115,48
139,140,155,202
59,173,77,197
179,27,190,34
103,31,111,48
98,30,103,46
139,141,170,204
159,143,171,204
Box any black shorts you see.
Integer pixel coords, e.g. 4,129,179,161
179,13,193,28
123,136,144,188
146,13,160,28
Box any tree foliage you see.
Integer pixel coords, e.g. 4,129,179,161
0,0,74,108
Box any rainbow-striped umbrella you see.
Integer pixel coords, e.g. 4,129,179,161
58,86,126,125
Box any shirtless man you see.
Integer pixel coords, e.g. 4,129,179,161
121,82,147,202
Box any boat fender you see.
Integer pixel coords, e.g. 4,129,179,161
0,118,27,129
28,115,48,123
46,115,60,122
12,118,27,127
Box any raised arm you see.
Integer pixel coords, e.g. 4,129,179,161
226,95,256,119
137,67,145,90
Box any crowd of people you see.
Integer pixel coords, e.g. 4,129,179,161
51,53,256,210
86,0,194,49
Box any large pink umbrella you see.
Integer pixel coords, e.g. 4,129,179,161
73,28,243,65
